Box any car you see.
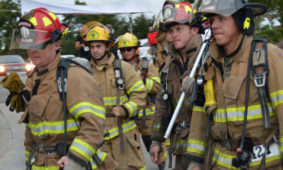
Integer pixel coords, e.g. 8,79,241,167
0,55,33,76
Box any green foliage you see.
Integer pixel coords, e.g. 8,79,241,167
133,14,155,39
254,26,283,43
0,0,24,57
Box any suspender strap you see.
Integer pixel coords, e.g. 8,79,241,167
113,59,125,153
251,37,270,129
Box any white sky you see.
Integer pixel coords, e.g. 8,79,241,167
44,0,164,17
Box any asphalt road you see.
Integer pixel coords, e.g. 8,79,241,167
0,74,175,170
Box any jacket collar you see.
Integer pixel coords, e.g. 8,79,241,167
169,34,203,61
90,53,115,71
34,54,61,78
209,34,253,63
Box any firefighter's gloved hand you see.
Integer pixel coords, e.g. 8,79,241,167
1,72,30,113
181,77,195,94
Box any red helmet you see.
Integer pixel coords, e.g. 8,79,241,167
11,8,67,50
163,1,196,26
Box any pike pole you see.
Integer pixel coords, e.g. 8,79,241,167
164,29,212,139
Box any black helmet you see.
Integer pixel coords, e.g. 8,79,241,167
198,0,267,17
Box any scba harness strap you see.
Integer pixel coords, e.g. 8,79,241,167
251,37,271,129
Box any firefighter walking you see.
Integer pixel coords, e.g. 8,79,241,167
186,0,283,169
117,32,161,152
5,8,114,170
150,1,204,170
86,25,147,170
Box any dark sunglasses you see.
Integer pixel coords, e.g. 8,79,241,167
120,48,133,53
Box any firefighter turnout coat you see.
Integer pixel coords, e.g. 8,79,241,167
186,35,283,169
134,57,161,136
20,55,108,170
151,34,203,155
90,53,147,170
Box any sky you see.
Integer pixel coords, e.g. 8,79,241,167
35,0,164,18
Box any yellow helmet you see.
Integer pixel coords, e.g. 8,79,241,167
85,26,110,42
118,32,138,48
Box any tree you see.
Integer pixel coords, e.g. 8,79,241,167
132,14,155,39
0,0,21,56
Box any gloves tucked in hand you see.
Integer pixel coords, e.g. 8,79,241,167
1,72,30,113
182,77,195,94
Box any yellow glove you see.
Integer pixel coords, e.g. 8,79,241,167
1,72,30,113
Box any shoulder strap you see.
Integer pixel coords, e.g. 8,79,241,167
251,36,271,129
113,58,125,90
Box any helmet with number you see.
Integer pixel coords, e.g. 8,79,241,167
117,32,138,48
11,8,68,50
198,0,266,17
85,25,115,50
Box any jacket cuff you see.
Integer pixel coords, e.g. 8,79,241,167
120,105,129,118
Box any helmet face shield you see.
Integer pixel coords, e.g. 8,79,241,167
163,2,196,27
10,28,51,50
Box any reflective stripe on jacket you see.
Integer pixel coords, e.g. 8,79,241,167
186,35,283,169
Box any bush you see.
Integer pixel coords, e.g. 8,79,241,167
254,27,283,43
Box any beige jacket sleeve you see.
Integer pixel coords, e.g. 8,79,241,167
66,66,105,164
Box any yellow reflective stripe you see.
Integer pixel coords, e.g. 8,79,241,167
127,80,145,95
31,165,59,170
280,137,283,152
29,17,37,26
90,149,107,169
187,139,206,156
173,97,192,109
104,120,136,140
70,138,96,161
140,166,147,170
25,150,30,162
213,145,281,169
152,121,162,132
48,12,57,20
27,119,79,137
193,106,205,113
124,101,138,117
42,16,52,27
214,104,275,123
165,139,170,146
270,90,283,109
175,4,180,8
103,95,128,106
185,5,192,12
138,106,155,117
172,140,186,152
70,101,106,120
212,147,235,169
145,78,154,92
151,76,161,83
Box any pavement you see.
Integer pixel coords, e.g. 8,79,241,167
0,75,175,170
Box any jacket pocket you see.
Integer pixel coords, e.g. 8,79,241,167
28,95,51,124
223,76,245,105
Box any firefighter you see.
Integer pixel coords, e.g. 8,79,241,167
186,0,283,169
150,1,204,170
8,8,115,170
150,22,173,69
85,25,147,170
117,32,161,152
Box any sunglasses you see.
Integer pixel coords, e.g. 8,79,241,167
120,48,133,53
